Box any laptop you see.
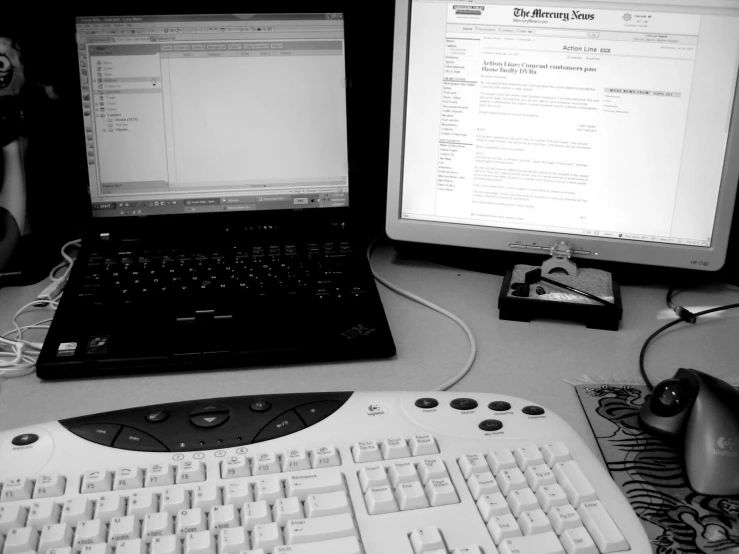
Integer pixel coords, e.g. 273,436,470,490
36,11,396,380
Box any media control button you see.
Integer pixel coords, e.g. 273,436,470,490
479,420,503,432
113,426,167,452
146,410,169,423
488,401,512,412
250,399,272,412
69,423,122,447
415,398,439,409
254,410,306,442
522,405,546,416
450,398,478,410
190,412,230,428
296,401,343,426
11,433,39,446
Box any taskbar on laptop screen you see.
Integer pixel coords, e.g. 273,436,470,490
91,188,349,217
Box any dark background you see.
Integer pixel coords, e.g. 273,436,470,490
4,2,739,283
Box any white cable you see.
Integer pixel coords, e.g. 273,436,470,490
367,233,477,391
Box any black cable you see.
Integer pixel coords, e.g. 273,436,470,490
524,269,614,307
639,302,739,391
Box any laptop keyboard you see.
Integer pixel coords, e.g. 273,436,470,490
76,242,368,302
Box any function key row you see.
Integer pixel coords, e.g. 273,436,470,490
350,435,439,463
0,476,67,503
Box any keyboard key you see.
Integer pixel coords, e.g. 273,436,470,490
467,471,499,499
242,501,272,532
514,446,544,471
476,492,510,522
364,485,399,515
38,522,74,552
224,481,252,505
417,459,449,484
73,519,107,550
548,505,582,535
409,527,446,553
114,466,145,490
34,474,66,499
184,530,216,554
576,501,629,553
395,481,430,510
193,483,222,512
282,449,311,472
252,453,281,475
560,526,598,554
273,496,304,526
116,539,147,554
553,462,597,508
217,527,248,554
255,476,285,503
409,434,439,456
524,464,557,492
273,536,363,554
381,437,411,459
2,477,35,502
176,508,206,538
0,504,28,533
507,488,539,517
358,464,389,492
304,491,351,518
4,527,39,553
488,513,523,545
80,544,111,554
284,513,357,545
209,504,238,534
128,491,157,517
424,477,459,507
145,464,175,487
150,535,182,554
451,548,483,554
221,456,250,479
351,440,382,463
487,449,517,475
177,461,206,484
498,531,565,554
251,522,284,551
161,487,190,515
459,453,490,479
60,498,93,526
518,509,553,535
108,515,141,546
143,512,173,542
310,446,341,468
536,484,569,514
541,443,571,467
95,493,126,522
285,472,344,501
27,500,62,527
81,470,112,493
388,462,420,487
496,468,528,496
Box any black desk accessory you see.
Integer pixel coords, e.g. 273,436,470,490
498,242,622,331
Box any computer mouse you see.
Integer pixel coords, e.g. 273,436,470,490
638,368,739,496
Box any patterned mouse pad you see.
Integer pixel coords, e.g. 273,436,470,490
574,384,739,554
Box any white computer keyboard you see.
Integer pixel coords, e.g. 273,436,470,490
0,391,650,554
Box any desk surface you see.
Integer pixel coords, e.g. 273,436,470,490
1,242,738,455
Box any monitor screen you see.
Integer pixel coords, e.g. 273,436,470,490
75,14,350,218
387,0,739,271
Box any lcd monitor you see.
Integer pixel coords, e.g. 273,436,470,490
387,0,739,271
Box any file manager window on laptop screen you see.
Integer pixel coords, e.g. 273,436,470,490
75,14,350,218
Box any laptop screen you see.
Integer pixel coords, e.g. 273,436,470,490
75,14,350,218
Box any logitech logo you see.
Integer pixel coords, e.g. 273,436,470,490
368,405,381,412
365,403,388,417
714,436,738,458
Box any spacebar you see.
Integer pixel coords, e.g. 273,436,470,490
273,536,362,554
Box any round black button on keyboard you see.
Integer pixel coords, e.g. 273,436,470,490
522,405,546,415
415,398,439,409
146,410,169,423
479,419,503,432
451,398,478,410
488,401,511,412
12,433,39,446
251,399,272,412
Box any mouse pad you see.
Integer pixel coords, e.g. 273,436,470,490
574,384,739,554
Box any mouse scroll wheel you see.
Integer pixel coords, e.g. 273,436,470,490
650,378,693,417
